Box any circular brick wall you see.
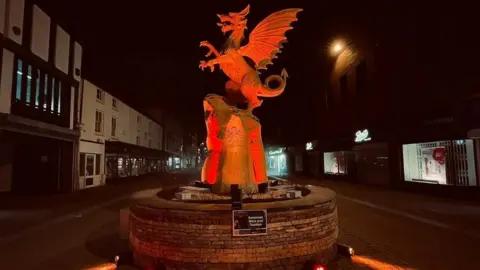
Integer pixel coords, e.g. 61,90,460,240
129,186,338,270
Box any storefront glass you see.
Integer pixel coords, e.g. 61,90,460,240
402,139,477,186
266,147,288,176
324,151,348,175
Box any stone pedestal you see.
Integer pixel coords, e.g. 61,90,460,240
129,186,338,269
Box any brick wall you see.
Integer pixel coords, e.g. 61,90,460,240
129,198,338,269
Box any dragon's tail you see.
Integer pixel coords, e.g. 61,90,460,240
257,68,288,98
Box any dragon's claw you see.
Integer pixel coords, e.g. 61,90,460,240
199,60,215,72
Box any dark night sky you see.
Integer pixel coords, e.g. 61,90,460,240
33,0,471,143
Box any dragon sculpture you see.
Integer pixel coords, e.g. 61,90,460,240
199,5,303,109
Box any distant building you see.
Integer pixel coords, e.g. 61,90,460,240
162,114,183,170
182,133,199,169
78,80,166,189
0,2,83,193
309,14,480,198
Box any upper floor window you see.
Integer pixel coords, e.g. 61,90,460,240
14,58,62,115
96,89,104,103
149,121,152,134
112,98,117,110
144,132,147,140
111,117,117,137
136,136,140,145
95,110,104,134
137,115,141,124
148,140,152,148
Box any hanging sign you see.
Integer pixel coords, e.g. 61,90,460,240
232,210,267,236
354,129,371,143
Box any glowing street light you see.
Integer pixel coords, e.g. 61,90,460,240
330,40,346,56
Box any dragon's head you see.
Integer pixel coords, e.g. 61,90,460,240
216,5,249,38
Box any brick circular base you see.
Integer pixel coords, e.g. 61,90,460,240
129,186,338,269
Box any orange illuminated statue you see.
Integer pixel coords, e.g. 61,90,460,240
200,5,302,193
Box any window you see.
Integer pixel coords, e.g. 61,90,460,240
95,154,101,175
402,140,477,186
112,98,117,110
339,75,348,103
96,89,104,102
144,132,147,140
149,121,152,134
15,59,22,100
324,151,348,175
148,140,152,148
25,64,32,104
43,74,48,110
79,153,86,176
50,77,56,113
356,60,367,95
111,117,117,137
137,115,141,124
136,136,140,145
57,81,62,114
34,70,40,107
95,110,104,134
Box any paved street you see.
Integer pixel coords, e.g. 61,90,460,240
1,172,480,269
275,175,480,270
0,172,194,270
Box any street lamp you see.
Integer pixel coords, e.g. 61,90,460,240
330,40,345,56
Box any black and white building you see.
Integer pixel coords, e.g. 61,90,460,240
0,1,82,194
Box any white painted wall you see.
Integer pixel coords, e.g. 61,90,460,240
6,0,25,45
54,26,69,73
81,79,163,150
31,5,50,61
0,49,13,114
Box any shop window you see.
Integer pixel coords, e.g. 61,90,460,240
269,156,276,168
95,154,101,175
402,140,477,186
324,151,348,175
79,153,85,176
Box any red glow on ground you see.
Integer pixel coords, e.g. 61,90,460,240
352,255,413,270
314,264,326,270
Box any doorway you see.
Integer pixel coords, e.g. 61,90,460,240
85,154,95,187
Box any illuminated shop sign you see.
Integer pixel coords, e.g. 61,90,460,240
306,142,313,151
354,129,371,143
268,147,286,156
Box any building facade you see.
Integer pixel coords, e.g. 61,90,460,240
306,11,480,199
78,79,165,189
0,1,83,193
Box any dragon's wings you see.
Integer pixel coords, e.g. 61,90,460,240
239,8,302,70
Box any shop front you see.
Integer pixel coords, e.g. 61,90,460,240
395,106,480,199
266,146,288,176
105,141,167,181
320,135,355,180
